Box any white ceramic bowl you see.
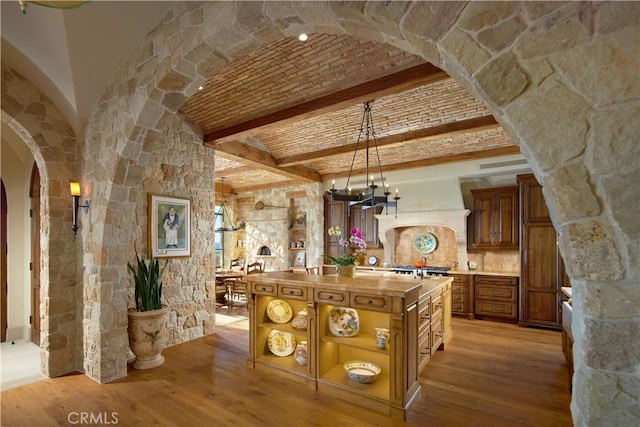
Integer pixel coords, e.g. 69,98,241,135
343,361,381,384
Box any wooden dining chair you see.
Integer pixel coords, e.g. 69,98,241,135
229,261,263,308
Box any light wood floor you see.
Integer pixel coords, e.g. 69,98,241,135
0,318,572,426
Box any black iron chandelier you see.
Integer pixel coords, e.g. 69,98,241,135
328,101,400,217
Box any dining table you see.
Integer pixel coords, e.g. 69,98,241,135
215,270,245,306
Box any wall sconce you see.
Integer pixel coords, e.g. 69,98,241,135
70,182,89,235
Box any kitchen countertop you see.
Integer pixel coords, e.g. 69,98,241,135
353,265,519,277
448,269,519,277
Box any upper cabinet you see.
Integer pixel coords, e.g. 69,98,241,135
469,186,519,250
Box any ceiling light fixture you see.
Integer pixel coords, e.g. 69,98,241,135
214,177,240,233
328,101,400,217
298,33,308,41
19,1,92,14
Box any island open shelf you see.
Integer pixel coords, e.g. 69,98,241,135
246,271,452,420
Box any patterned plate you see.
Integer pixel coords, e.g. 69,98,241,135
266,299,293,324
267,330,296,357
328,307,359,337
414,232,438,254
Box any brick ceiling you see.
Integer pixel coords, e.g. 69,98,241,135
179,33,518,193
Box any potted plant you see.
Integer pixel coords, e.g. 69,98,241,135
127,250,170,369
323,226,366,278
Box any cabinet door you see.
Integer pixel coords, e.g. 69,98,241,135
470,187,519,250
350,204,382,248
472,193,494,248
324,198,347,258
493,191,519,248
521,224,561,326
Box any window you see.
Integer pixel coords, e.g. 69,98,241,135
214,206,224,268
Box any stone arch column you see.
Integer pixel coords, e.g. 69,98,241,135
1,64,80,378
82,1,638,424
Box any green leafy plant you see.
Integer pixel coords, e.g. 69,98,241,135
127,250,168,312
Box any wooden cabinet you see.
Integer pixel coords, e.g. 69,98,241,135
449,274,474,318
417,279,453,373
324,198,347,259
518,174,569,329
247,272,446,420
474,275,519,322
350,204,383,248
469,186,519,250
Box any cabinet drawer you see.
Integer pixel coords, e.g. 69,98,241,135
451,274,469,284
278,284,308,301
418,302,431,327
475,300,517,319
476,284,517,303
252,282,276,296
452,292,466,303
452,301,467,314
350,293,392,312
418,332,431,365
314,289,348,306
452,283,466,294
431,314,444,350
431,293,443,316
475,275,519,286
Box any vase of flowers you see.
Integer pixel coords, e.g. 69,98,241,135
323,226,367,278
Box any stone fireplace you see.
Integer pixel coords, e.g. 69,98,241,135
376,209,471,268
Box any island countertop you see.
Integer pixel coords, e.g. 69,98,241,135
246,271,451,298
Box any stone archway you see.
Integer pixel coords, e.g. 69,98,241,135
82,2,638,424
1,64,80,378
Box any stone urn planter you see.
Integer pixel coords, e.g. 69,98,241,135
127,306,170,369
127,249,170,369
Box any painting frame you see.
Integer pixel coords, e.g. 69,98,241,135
148,193,191,258
293,212,306,228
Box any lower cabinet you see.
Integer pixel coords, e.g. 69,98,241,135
246,272,450,420
417,279,453,373
474,275,519,322
450,273,473,318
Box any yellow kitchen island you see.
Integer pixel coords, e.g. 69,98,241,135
246,271,452,419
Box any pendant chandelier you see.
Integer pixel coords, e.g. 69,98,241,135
328,101,400,217
215,178,239,233
19,1,92,14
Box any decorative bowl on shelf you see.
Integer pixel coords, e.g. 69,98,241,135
344,361,381,384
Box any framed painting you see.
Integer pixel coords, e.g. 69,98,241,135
293,212,306,228
148,194,191,258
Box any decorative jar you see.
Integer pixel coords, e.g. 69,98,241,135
294,341,308,365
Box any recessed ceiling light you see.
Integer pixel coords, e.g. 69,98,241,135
298,33,308,41
198,85,204,91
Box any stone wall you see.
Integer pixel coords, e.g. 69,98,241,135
3,1,638,425
237,183,324,271
1,64,80,378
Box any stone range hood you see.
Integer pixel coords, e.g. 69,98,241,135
376,209,471,267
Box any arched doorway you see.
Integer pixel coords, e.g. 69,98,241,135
29,163,40,346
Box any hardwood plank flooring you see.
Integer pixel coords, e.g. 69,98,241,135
0,318,572,426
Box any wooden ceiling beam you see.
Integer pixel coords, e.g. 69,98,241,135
212,141,322,182
321,146,522,181
203,63,446,144
277,115,500,167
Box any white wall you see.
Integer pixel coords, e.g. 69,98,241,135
326,154,531,213
1,125,34,340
